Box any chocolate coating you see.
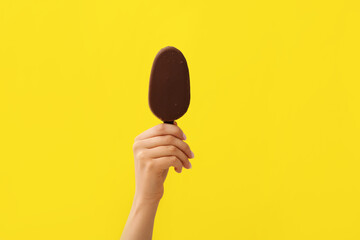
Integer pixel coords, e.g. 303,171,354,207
148,46,190,122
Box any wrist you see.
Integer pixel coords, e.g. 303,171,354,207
134,190,163,205
130,195,160,219
133,193,162,207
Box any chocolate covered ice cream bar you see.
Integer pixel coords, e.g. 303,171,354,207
148,46,190,123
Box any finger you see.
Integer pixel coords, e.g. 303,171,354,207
135,123,186,141
147,145,192,169
154,156,183,173
138,135,194,159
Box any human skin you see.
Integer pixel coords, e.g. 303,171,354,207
121,122,194,240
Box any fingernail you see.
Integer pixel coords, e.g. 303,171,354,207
190,151,194,158
182,132,187,140
189,162,192,169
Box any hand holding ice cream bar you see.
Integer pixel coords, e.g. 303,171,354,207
148,46,190,123
121,46,193,240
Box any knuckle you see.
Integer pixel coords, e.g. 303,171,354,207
168,145,177,153
165,135,174,143
132,141,140,151
134,134,141,141
137,150,147,160
174,127,182,136
169,156,177,164
157,123,166,132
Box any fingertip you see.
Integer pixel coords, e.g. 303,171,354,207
182,132,187,140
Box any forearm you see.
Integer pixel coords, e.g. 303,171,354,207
121,196,160,240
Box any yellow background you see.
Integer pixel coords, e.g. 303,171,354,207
1,0,359,239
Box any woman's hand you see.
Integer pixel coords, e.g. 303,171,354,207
121,122,194,240
132,122,194,203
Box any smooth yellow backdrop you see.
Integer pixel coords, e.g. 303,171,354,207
1,0,359,239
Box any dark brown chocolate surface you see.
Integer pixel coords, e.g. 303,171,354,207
148,46,190,122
